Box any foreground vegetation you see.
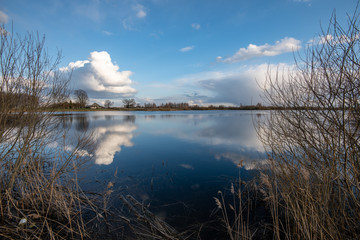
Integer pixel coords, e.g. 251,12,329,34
218,6,360,240
0,26,99,239
1,3,360,239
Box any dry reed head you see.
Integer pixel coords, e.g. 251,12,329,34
231,183,235,195
214,197,222,209
300,167,310,181
260,173,271,188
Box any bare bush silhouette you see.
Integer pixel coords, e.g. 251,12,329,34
257,6,360,240
0,27,96,239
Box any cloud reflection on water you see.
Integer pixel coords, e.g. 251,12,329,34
69,111,266,168
215,152,268,170
139,112,267,169
93,124,136,165
69,113,138,165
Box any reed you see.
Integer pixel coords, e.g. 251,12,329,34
213,162,260,240
255,3,360,239
0,144,96,239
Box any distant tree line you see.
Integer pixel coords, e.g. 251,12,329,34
0,91,39,110
43,92,324,111
122,100,275,110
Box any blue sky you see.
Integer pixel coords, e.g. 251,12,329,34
0,0,356,106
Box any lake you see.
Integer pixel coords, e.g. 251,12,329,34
58,110,267,237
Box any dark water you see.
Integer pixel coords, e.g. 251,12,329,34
59,110,267,235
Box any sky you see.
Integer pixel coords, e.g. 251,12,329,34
0,0,357,106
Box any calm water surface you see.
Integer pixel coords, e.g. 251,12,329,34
60,110,267,232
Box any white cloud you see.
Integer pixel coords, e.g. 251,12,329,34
180,45,194,52
308,34,359,46
103,30,113,36
61,51,136,99
122,4,147,30
318,34,334,44
221,37,301,63
307,34,333,45
133,4,147,18
0,10,8,24
191,23,200,30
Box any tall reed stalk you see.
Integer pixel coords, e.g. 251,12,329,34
256,3,360,239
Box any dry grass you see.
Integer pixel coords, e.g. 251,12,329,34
119,194,194,240
213,161,263,240
254,4,360,240
0,130,98,239
0,25,103,239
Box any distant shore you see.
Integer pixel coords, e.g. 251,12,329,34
44,105,328,112
43,106,275,112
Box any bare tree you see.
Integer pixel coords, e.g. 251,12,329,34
74,89,88,107
0,27,94,238
257,6,360,240
104,99,114,108
123,98,136,108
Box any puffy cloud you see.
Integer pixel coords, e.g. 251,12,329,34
221,37,301,63
179,45,194,52
0,10,8,23
191,23,201,30
61,51,136,99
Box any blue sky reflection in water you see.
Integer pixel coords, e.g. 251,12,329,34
61,111,267,229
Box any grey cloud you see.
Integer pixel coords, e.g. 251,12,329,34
199,76,262,105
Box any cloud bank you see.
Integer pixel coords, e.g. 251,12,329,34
221,37,301,63
61,51,136,99
169,63,294,106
